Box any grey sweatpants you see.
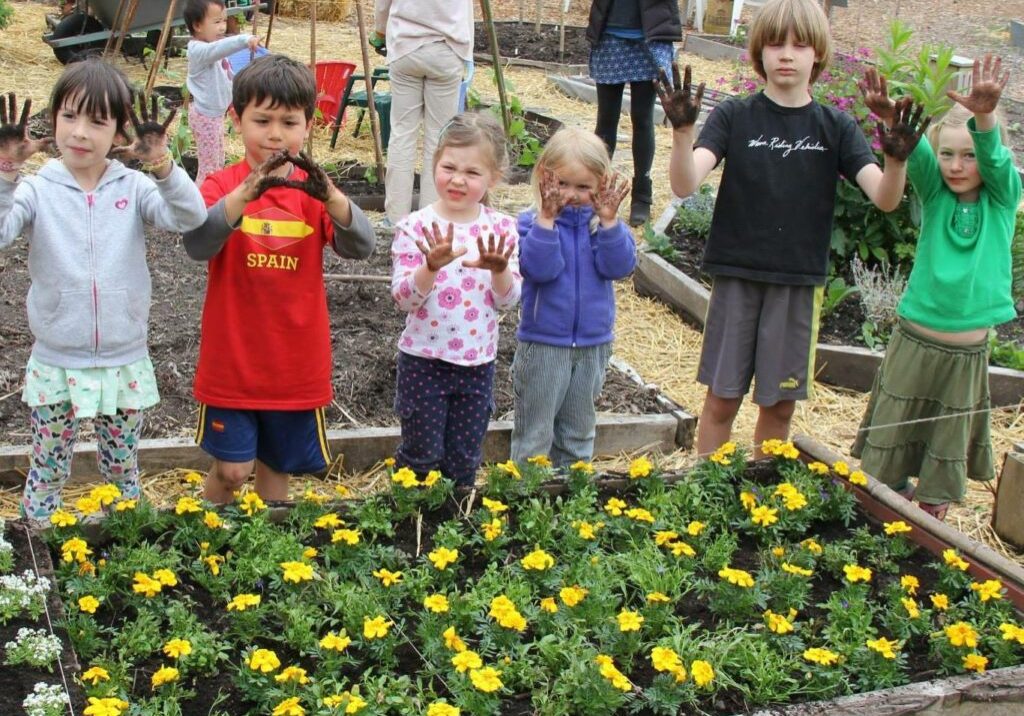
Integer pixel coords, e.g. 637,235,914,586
510,341,612,467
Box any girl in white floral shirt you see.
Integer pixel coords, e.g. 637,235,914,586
390,112,521,485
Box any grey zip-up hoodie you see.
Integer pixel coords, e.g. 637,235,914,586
0,159,207,369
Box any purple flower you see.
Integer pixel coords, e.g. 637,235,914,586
437,287,462,309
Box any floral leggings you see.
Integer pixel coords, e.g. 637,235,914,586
189,104,225,186
21,402,144,520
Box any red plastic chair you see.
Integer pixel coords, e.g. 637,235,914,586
314,61,357,125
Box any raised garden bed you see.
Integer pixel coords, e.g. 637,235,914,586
8,436,1024,714
473,21,589,73
683,33,747,62
634,204,1024,407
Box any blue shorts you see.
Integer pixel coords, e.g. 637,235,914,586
195,404,332,474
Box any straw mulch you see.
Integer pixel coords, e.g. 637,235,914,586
1,3,1022,565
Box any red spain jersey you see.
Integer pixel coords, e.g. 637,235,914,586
193,160,335,409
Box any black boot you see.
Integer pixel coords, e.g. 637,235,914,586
628,175,653,227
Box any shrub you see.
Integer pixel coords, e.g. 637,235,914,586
0,0,13,30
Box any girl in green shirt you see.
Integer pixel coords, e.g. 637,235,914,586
853,55,1020,521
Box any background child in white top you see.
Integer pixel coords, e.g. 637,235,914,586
184,0,258,185
390,112,521,485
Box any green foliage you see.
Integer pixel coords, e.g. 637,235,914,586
471,71,543,168
990,335,1024,371
820,275,858,319
0,0,13,30
641,222,679,262
673,184,715,241
873,20,956,118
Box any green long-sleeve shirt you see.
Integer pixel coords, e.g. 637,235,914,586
897,118,1020,331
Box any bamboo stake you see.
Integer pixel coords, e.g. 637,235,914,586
322,274,389,283
265,0,277,48
250,0,258,61
517,0,525,24
307,0,316,157
108,0,140,59
534,0,541,33
479,0,511,136
103,0,128,56
558,2,566,61
144,0,179,96
354,0,385,184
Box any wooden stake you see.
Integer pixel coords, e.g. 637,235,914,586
250,0,258,61
144,0,179,96
354,0,385,183
322,274,389,283
479,0,511,136
307,0,316,157
108,0,140,59
265,0,277,48
534,0,541,33
517,0,524,24
559,3,566,61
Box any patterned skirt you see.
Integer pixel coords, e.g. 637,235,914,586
589,35,675,85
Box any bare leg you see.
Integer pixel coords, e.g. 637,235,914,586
254,459,290,501
204,459,254,504
697,390,742,456
753,400,796,458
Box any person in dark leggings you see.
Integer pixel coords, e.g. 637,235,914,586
587,0,682,226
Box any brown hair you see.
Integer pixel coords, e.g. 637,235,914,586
232,54,317,120
433,112,508,204
183,0,223,34
747,0,832,85
49,59,132,139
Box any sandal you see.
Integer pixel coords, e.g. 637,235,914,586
917,501,949,521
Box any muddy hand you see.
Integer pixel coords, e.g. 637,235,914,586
858,67,896,125
241,150,292,201
538,168,567,220
256,152,333,202
948,54,1010,115
415,221,466,272
877,98,930,162
462,232,514,273
0,93,53,167
111,91,177,164
591,172,630,223
655,63,705,130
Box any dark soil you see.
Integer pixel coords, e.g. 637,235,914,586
0,524,86,716
0,226,670,446
474,21,591,66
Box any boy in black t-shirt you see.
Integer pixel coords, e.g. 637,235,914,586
656,0,928,457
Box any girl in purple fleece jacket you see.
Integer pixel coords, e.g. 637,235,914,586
511,127,636,467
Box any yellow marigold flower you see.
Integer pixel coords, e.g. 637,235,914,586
163,638,192,659
523,454,553,469
617,609,644,632
363,615,391,639
443,626,466,652
151,666,179,688
424,594,450,613
202,511,223,529
774,483,798,498
324,695,345,707
61,537,92,564
540,596,558,613
971,579,1003,602
92,484,123,506
481,497,508,514
930,593,950,611
50,509,77,527
902,597,920,618
782,491,808,511
78,561,96,577
152,569,177,587
422,470,442,487
84,697,130,716
629,456,653,478
175,496,202,515
709,449,732,465
496,460,521,479
751,505,779,527
625,507,654,523
114,499,137,512
691,660,715,687
429,547,460,570
802,538,823,554
1000,623,1024,645
521,548,555,571
314,513,344,529
901,575,919,594
647,592,672,604
771,546,786,558
843,564,873,583
654,530,679,546
604,497,627,516
301,489,328,504
81,666,110,685
781,562,813,577
807,461,829,475
249,648,281,673
303,547,318,560
651,646,683,673
718,567,755,588
943,549,969,571
239,492,267,516
782,443,800,459
470,666,504,693
372,568,403,587
132,572,163,598
884,521,912,536
489,599,527,631
391,467,419,488
280,561,314,583
451,649,483,673
866,636,900,659
184,471,203,485
427,702,460,716
831,460,850,476
320,631,351,651
803,647,840,666
275,666,309,684
272,697,305,716
687,520,705,536
762,438,783,455
383,457,396,467
963,653,988,673
335,484,352,498
78,595,100,613
560,585,588,607
481,517,503,541
764,609,794,634
848,470,868,486
595,654,632,691
667,540,696,558
204,555,224,576
946,622,979,648
341,693,366,714
332,528,361,545
570,460,594,475
227,593,261,611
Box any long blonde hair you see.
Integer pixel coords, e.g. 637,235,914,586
529,127,611,207
927,103,1009,150
747,0,832,84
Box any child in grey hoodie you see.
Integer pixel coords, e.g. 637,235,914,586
0,60,207,524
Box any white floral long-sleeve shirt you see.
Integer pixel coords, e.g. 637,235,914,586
391,204,521,366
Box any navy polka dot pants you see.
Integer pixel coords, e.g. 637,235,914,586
394,352,495,485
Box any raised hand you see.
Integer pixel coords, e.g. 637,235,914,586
463,232,514,273
591,172,630,224
654,63,705,130
0,93,53,169
538,168,567,220
858,67,896,125
948,54,1009,116
255,151,334,202
877,98,931,162
110,92,177,165
237,149,293,202
415,221,466,272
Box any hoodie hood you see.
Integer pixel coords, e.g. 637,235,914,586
36,157,132,191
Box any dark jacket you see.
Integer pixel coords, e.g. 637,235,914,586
586,0,682,45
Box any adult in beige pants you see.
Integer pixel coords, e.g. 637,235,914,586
375,0,473,224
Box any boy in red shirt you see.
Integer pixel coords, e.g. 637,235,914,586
183,55,374,503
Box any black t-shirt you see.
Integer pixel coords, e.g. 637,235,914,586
695,92,877,285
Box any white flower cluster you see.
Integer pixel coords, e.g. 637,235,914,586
0,570,51,622
0,519,12,573
4,627,63,669
22,682,69,716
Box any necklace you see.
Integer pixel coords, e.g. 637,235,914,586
951,202,979,239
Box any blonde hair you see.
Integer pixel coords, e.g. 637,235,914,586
433,111,508,175
927,103,1010,150
747,0,832,84
529,127,612,207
